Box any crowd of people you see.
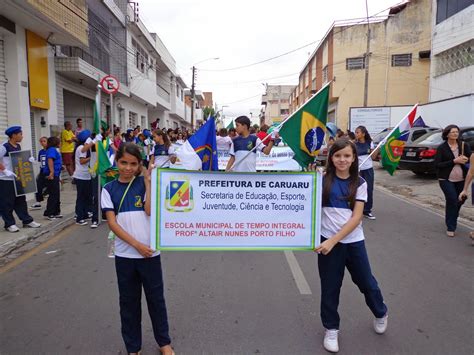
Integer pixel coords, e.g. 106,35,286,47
0,116,472,354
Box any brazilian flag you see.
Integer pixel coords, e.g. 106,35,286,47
279,85,329,168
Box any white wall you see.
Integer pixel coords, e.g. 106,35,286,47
119,95,149,130
430,4,474,101
4,24,31,149
431,5,473,55
430,66,473,101
127,32,159,106
389,95,474,128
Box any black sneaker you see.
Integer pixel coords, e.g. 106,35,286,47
29,203,42,210
54,214,63,219
364,212,376,220
75,220,88,226
46,215,56,221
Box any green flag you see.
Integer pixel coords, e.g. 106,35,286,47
93,91,101,135
279,85,329,168
226,120,234,130
93,89,117,185
380,105,418,175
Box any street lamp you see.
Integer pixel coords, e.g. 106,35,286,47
191,57,219,128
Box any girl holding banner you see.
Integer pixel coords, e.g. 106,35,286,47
313,139,388,353
101,143,174,355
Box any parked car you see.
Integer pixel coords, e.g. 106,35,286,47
398,126,474,175
373,126,439,161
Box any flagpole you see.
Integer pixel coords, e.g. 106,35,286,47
230,81,332,171
96,83,102,225
359,103,418,169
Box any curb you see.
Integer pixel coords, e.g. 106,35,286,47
0,213,76,258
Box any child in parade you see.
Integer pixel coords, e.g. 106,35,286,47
0,126,41,232
354,126,376,220
143,129,154,168
101,143,174,355
43,136,63,220
314,138,388,353
72,130,93,226
136,133,148,168
30,137,48,210
149,129,176,168
225,116,274,172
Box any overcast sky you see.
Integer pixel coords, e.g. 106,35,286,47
138,0,400,119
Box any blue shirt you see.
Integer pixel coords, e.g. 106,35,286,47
355,141,374,170
229,135,265,172
101,176,158,259
321,175,367,243
38,148,47,173
44,147,62,176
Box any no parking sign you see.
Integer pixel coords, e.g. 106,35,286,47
100,75,120,95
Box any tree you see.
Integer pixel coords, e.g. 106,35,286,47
202,106,216,121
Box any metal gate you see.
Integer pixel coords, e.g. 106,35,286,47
0,39,8,141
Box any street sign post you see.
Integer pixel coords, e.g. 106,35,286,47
100,75,120,128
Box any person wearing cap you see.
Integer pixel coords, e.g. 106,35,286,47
61,121,76,176
73,130,94,226
0,126,41,232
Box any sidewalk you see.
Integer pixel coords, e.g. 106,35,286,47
0,178,78,257
374,165,474,224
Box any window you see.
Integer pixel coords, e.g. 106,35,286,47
391,54,412,67
132,38,149,74
128,111,137,128
280,109,289,115
346,57,365,70
322,65,328,83
436,0,472,24
434,40,473,76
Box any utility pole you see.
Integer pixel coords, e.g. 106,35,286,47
190,66,196,128
363,0,370,107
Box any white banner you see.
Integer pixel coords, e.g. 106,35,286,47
151,170,322,250
217,146,302,171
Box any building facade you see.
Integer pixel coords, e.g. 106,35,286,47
289,0,433,130
0,0,188,155
260,85,295,126
429,0,473,101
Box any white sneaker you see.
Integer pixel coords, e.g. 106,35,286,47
90,221,99,229
25,221,41,228
323,329,339,353
364,212,376,220
374,314,388,334
76,220,88,226
6,225,20,233
29,203,41,210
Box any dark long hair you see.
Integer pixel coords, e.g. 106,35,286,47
323,139,360,210
115,143,143,176
153,129,171,148
356,125,372,143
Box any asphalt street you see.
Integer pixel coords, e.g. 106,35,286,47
0,188,472,355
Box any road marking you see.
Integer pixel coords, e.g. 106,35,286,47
376,186,474,229
0,226,76,275
284,251,312,295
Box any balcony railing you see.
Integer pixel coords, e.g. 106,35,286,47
157,84,170,102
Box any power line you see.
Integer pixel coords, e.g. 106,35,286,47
199,40,321,72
